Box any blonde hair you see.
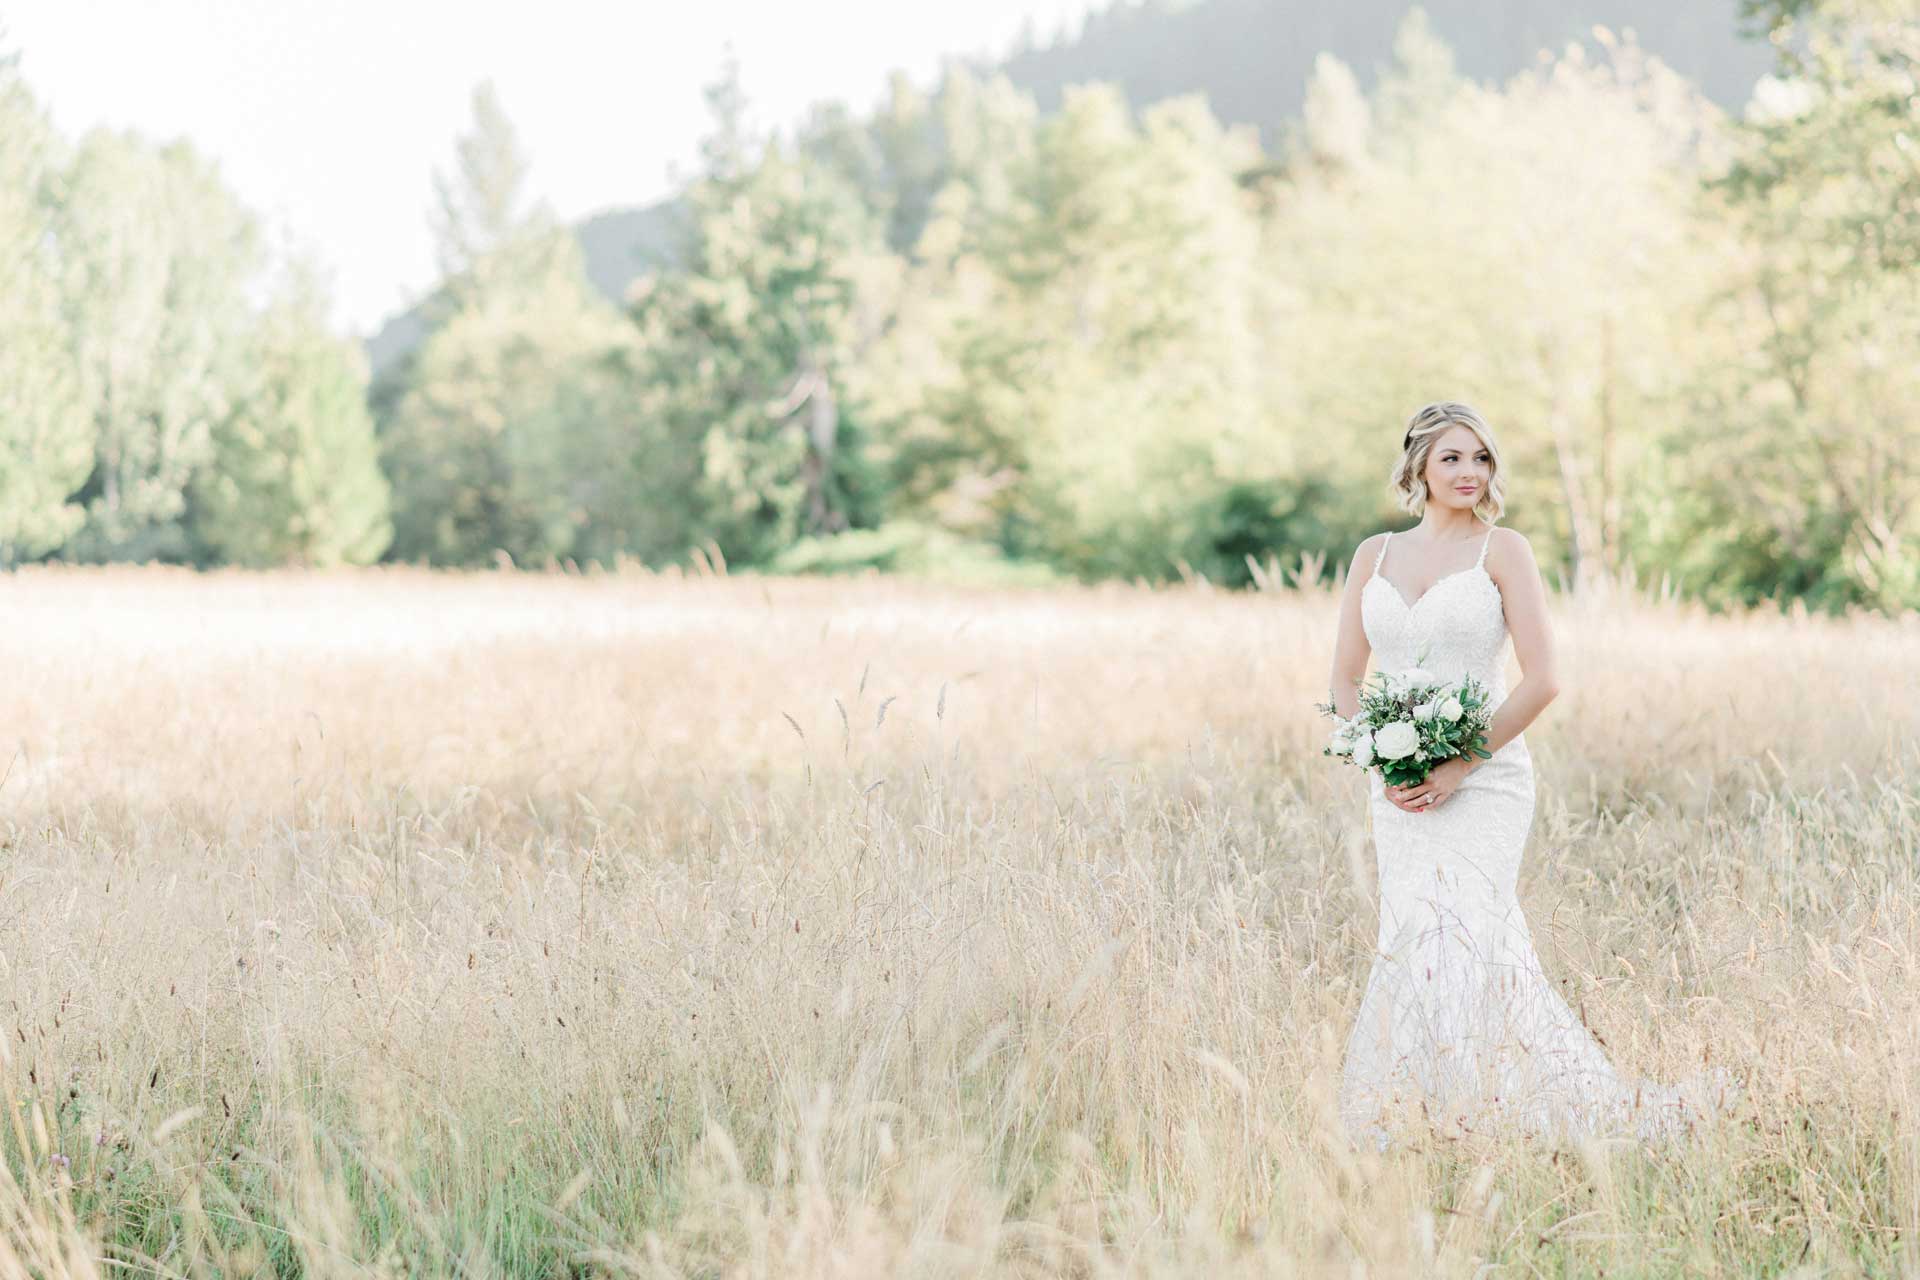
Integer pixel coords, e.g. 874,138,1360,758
1388,401,1506,523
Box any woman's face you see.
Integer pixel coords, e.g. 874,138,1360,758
1422,425,1492,511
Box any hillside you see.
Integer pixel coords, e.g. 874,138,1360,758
364,202,682,379
994,0,1773,142
363,0,1776,377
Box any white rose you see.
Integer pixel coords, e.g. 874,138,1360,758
1400,667,1442,692
1413,698,1438,722
1440,696,1463,722
1329,723,1353,754
1373,721,1419,760
1351,732,1375,767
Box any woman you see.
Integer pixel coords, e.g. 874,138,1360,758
1325,401,1740,1150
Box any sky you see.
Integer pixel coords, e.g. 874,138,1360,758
5,0,1100,337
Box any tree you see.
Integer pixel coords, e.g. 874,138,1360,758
633,58,892,566
851,70,1039,542
381,81,644,565
1731,1,1920,272
869,72,948,254
1012,87,1266,577
427,80,576,310
796,70,949,255
1372,7,1461,141
870,80,1267,578
192,261,392,567
1266,31,1734,595
54,130,261,561
0,50,89,563
384,269,647,565
1682,0,1920,610
1295,52,1371,174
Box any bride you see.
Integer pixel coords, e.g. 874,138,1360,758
1325,401,1740,1150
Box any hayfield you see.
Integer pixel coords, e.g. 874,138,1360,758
1,565,1917,1277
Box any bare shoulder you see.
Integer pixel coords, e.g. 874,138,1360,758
1349,531,1389,581
1484,526,1541,586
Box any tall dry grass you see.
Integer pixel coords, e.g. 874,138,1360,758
0,565,1916,1277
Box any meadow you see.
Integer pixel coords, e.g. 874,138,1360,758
1,565,1917,1277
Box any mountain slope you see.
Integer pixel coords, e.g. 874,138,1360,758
365,203,682,380
364,0,1776,377
993,0,1773,138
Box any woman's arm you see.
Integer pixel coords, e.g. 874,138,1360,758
1468,527,1559,768
1327,533,1383,720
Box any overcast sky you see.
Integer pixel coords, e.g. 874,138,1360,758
6,0,1099,336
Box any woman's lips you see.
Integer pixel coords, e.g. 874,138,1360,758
1454,486,1478,493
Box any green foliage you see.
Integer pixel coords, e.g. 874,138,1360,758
0,52,89,564
1178,476,1357,590
192,268,393,567
1295,52,1371,172
999,0,1777,134
381,269,647,566
766,518,1062,587
55,130,262,562
1266,25,1735,592
796,72,947,255
871,82,1269,581
1319,668,1497,788
381,82,664,567
428,81,586,312
1693,1,1920,610
1740,0,1911,34
1371,7,1462,138
634,61,894,567
0,43,389,570
850,23,1772,595
6,7,1920,612
1724,7,1920,273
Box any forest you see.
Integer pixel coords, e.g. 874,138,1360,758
1,0,1915,613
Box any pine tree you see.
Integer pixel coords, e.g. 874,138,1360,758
1373,7,1463,143
1297,53,1372,174
427,80,573,308
634,58,892,565
193,261,393,567
869,80,1265,578
382,81,641,566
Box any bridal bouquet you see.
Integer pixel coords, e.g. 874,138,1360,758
1315,665,1495,788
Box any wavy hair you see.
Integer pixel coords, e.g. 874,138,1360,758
1388,401,1506,523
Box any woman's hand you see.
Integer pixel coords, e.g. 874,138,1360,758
1386,757,1473,813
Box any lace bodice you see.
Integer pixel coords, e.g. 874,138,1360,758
1361,526,1510,703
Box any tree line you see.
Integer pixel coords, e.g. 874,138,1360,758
1,0,1913,612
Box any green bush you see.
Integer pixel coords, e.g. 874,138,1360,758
764,519,1062,588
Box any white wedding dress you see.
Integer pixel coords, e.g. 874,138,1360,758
1339,525,1738,1150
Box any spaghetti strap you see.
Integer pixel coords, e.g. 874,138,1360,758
1475,525,1496,569
1374,530,1392,573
